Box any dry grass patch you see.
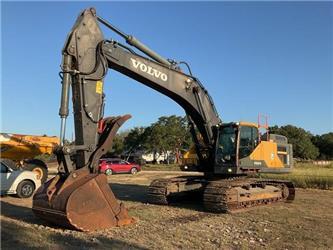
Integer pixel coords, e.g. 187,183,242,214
260,163,333,190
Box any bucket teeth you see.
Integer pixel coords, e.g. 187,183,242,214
32,169,134,231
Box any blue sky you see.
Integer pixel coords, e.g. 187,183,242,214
1,2,332,138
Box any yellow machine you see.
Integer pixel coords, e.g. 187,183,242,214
0,133,59,182
182,145,198,167
182,122,293,172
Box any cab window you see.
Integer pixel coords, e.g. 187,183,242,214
239,126,258,158
216,126,237,164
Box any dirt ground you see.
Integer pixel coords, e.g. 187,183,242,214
1,171,333,249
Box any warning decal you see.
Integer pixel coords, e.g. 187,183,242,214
96,81,103,94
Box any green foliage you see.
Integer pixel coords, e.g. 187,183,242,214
123,116,192,163
269,125,319,159
107,131,128,156
110,135,124,156
143,115,192,162
312,133,333,159
123,127,146,153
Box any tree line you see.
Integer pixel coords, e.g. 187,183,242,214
108,115,333,161
109,115,192,163
269,125,332,160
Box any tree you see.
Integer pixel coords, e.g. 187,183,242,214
106,131,128,156
269,125,319,159
312,133,333,160
123,127,147,154
144,115,192,163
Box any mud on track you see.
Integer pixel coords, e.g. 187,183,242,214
1,171,333,249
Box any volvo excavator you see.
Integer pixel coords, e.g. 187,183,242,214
32,8,295,231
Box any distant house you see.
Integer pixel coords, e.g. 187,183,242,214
125,149,175,164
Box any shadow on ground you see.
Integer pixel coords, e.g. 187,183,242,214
1,220,148,250
1,200,45,225
110,183,204,212
110,183,148,203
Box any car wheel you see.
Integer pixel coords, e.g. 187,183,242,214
105,169,113,176
16,180,35,198
130,167,138,175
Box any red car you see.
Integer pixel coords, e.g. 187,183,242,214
99,158,141,175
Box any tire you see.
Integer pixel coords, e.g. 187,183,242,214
105,169,113,176
16,180,35,198
22,159,48,183
130,167,138,175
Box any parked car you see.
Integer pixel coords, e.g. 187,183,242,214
99,158,141,175
0,159,41,198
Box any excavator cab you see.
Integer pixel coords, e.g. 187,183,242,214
215,122,293,175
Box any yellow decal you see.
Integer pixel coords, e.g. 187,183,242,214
96,81,103,94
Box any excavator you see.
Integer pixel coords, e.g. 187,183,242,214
32,8,295,231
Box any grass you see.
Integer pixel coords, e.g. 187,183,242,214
142,164,182,171
141,162,333,190
260,162,333,190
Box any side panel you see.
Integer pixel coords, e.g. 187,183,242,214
239,141,293,173
250,141,284,168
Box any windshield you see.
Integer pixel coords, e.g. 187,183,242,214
216,126,237,164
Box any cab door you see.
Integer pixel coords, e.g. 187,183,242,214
214,125,238,174
238,126,259,160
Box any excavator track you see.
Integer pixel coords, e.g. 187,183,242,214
147,177,206,205
203,178,295,213
147,179,170,205
148,177,295,214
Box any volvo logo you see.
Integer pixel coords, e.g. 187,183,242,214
130,58,168,81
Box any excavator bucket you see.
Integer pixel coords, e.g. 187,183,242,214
32,168,133,231
32,115,134,231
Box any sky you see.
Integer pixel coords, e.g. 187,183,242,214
1,1,332,138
